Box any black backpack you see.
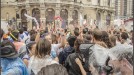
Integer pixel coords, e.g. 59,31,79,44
79,44,113,75
79,43,94,71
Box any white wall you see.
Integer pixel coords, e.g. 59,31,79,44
91,0,98,5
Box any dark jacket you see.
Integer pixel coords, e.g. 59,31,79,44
64,53,82,75
58,46,75,65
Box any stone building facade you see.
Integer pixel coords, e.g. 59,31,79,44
1,0,115,29
115,0,133,19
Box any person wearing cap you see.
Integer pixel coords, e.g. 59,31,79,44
9,30,30,67
1,40,29,75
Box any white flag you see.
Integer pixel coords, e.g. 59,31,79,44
1,21,8,33
24,13,39,29
79,13,83,26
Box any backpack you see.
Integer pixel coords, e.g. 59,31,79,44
79,43,94,71
80,44,113,74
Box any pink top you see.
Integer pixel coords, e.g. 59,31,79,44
13,42,25,51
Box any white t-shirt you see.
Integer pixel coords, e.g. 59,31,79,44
88,44,109,66
51,44,62,58
28,55,58,75
109,43,133,60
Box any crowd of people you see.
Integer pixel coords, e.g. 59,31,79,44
0,23,133,75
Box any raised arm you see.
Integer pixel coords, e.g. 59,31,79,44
75,58,86,75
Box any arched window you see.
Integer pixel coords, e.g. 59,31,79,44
60,9,68,26
45,8,55,25
32,8,40,27
72,10,78,25
21,9,27,27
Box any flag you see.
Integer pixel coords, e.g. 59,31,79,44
24,13,39,29
1,21,8,33
79,13,83,26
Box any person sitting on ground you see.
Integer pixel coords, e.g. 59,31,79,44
1,40,29,75
28,38,58,75
37,64,68,75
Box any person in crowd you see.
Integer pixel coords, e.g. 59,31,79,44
26,41,36,57
30,34,37,41
29,30,37,36
1,40,29,75
19,28,30,44
83,28,88,35
121,32,131,44
83,34,92,43
88,29,110,75
82,28,88,39
108,47,133,75
9,30,29,66
75,58,95,75
28,38,58,75
21,41,36,67
0,29,4,41
64,39,89,75
2,28,14,42
101,31,113,48
115,33,122,45
51,34,58,44
45,32,66,59
58,36,77,65
109,35,116,47
10,30,25,51
74,27,80,38
37,64,68,75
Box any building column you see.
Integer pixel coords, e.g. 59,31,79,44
55,4,60,17
110,12,115,26
79,7,84,26
40,4,46,29
102,11,107,28
68,7,73,25
26,5,32,30
55,4,61,28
